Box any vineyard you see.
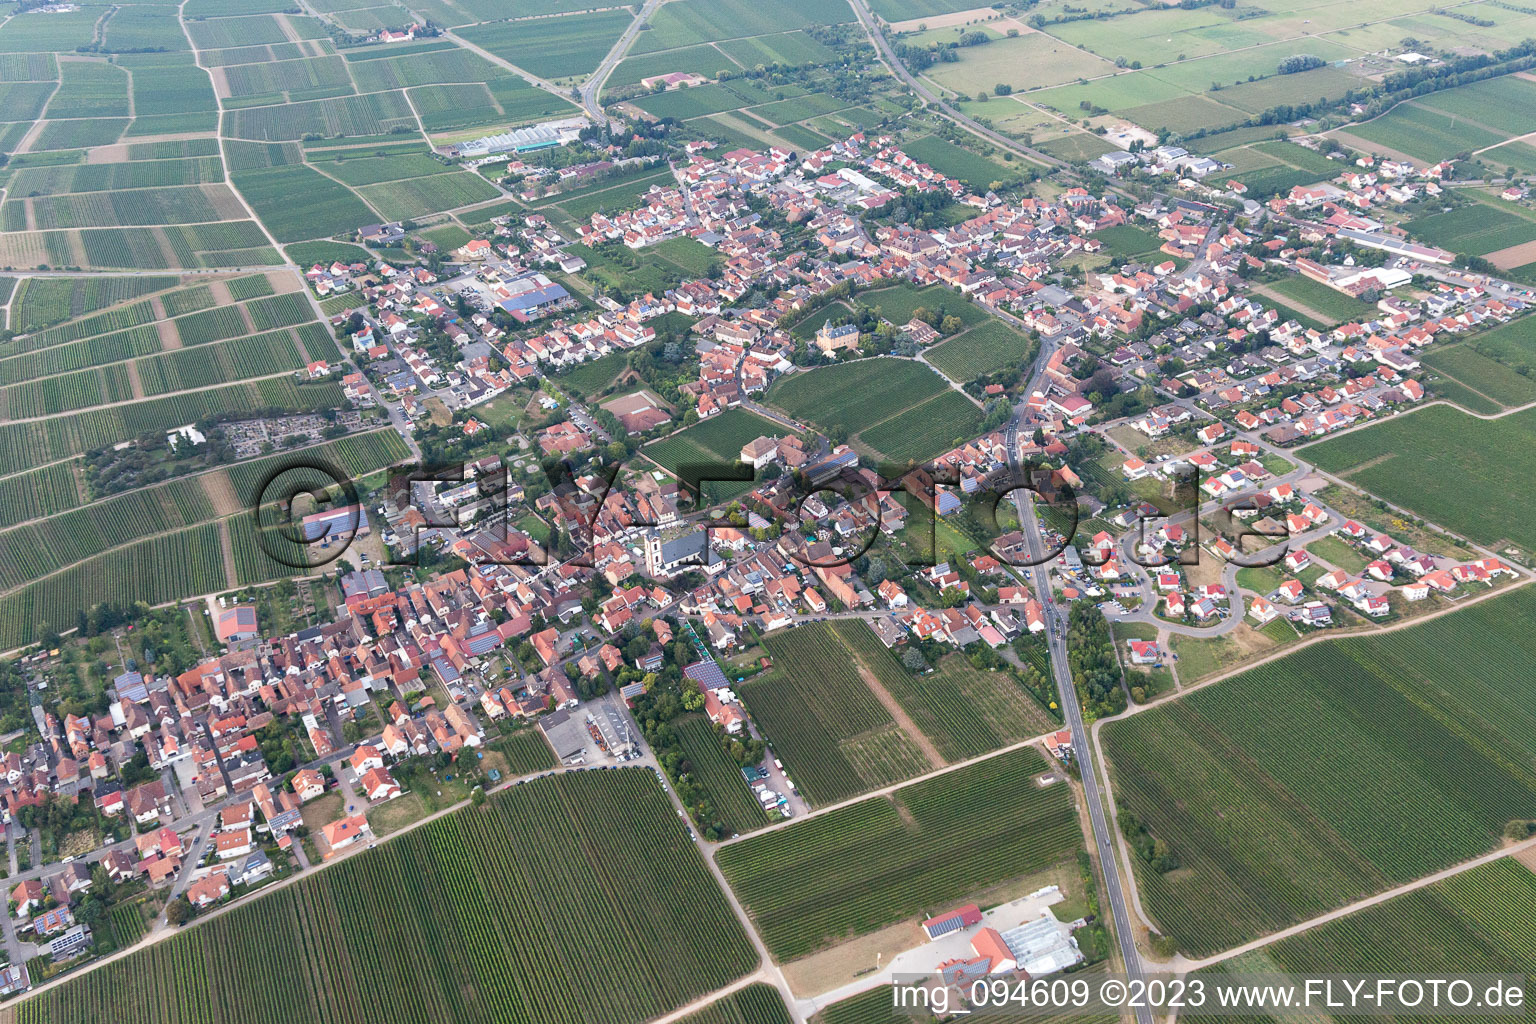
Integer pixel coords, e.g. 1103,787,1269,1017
1301,403,1536,553
136,329,308,395
0,325,164,384
830,621,1052,761
765,359,946,437
0,523,228,649
680,985,792,1024
925,320,1035,382
673,715,768,834
10,299,156,351
0,463,81,531
0,477,214,591
11,276,175,333
744,623,930,805
1101,588,1536,956
642,407,783,506
0,379,346,475
1197,859,1536,1024
6,769,756,1024
814,963,1118,1024
857,390,985,465
716,747,1080,960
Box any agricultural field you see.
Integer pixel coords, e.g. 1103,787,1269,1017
765,358,948,439
640,410,779,505
716,747,1080,960
7,769,757,1024
830,620,1053,761
1302,401,1536,553
459,10,635,81
863,282,987,329
0,378,344,476
0,463,83,532
231,164,378,242
10,276,177,333
1422,343,1536,410
1101,587,1536,956
926,319,1035,381
1404,201,1536,258
743,622,932,806
858,389,986,465
1264,274,1377,326
1345,100,1504,164
677,986,792,1024
0,477,215,592
1198,858,1536,1024
673,715,769,835
0,523,229,650
899,134,1023,191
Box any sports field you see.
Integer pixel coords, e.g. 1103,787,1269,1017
1102,588,1536,955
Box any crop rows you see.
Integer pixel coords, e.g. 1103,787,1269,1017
717,747,1080,959
1102,588,1536,955
0,522,228,649
245,292,313,331
137,330,308,396
674,714,769,834
6,185,235,231
0,463,81,531
11,157,225,197
926,319,1033,382
831,620,1049,761
12,277,173,334
226,274,276,301
859,390,985,465
174,305,250,346
223,428,411,508
0,379,345,475
0,324,162,384
743,622,927,805
766,358,945,436
0,477,215,591
1198,859,1536,1024
677,986,791,1024
0,362,132,419
10,769,755,1024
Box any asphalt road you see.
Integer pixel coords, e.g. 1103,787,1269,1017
1010,484,1153,1024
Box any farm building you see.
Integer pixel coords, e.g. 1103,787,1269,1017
923,904,983,939
215,605,259,645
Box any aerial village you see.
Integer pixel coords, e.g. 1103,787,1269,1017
3,121,1530,992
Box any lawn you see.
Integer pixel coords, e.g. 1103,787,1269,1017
716,747,1079,960
1103,587,1536,956
1302,402,1536,554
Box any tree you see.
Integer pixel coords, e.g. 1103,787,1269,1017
166,897,192,926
